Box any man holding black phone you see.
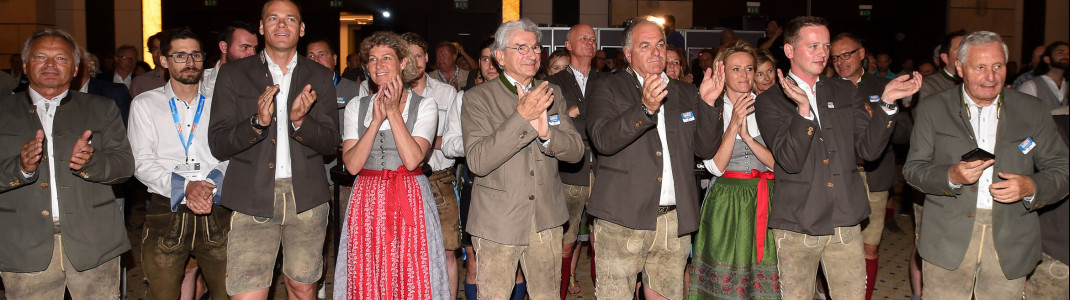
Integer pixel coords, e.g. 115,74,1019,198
903,31,1069,299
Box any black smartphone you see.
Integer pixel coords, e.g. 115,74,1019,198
961,148,995,162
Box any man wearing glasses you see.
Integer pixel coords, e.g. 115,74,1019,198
127,27,231,299
461,18,584,299
111,44,138,89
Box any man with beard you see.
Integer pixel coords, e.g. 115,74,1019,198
1017,41,1068,110
203,21,259,97
127,27,231,300
0,28,134,298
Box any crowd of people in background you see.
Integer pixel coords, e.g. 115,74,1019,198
1,0,1068,299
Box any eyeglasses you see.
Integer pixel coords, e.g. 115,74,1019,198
169,51,206,63
506,44,542,55
830,48,862,63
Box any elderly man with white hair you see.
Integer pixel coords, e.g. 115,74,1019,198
904,30,1070,299
461,18,585,300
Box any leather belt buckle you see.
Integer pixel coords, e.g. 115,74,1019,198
53,221,61,234
658,205,676,215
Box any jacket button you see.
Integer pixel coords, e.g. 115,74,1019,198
249,138,257,144
655,151,662,157
827,182,834,188
271,139,276,144
807,127,814,136
41,182,48,189
29,108,35,114
522,131,527,137
529,194,535,200
42,210,49,216
945,191,954,196
657,177,663,183
548,150,555,156
823,158,830,164
635,121,642,128
653,127,658,133
295,136,304,142
887,120,894,128
268,163,275,168
530,170,535,176
380,132,384,136
41,156,47,162
80,172,89,179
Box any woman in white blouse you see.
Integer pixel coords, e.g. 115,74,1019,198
688,40,780,299
334,31,449,300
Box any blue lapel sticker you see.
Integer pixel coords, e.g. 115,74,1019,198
681,111,695,123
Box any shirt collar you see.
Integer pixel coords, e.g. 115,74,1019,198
787,70,820,93
503,72,534,92
29,87,69,105
162,81,208,102
262,50,298,70
961,85,1002,109
569,65,589,78
631,68,669,88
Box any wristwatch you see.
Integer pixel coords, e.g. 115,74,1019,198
642,105,656,118
250,114,270,130
877,98,897,110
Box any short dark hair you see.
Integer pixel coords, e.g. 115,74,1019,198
435,41,457,55
783,16,828,45
1035,41,1069,75
219,21,257,45
832,32,862,48
400,33,429,53
160,27,201,56
147,32,163,51
939,30,967,56
304,37,336,55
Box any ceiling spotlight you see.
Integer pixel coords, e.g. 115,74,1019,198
382,11,391,18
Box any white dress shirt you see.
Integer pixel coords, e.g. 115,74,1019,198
265,51,298,179
113,72,132,89
788,71,822,124
127,82,228,199
342,90,438,144
200,61,222,98
569,65,590,97
441,91,466,158
28,88,67,221
704,93,765,176
961,88,1000,209
418,78,458,171
632,70,676,206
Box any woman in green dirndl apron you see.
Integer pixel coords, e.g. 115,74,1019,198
688,40,779,299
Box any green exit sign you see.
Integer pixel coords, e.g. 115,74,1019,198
330,0,343,7
455,0,468,10
205,0,217,6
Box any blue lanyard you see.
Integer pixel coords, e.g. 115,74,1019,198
169,94,206,160
333,74,339,86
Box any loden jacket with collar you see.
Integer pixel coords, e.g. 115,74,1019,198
586,69,723,235
903,87,1069,279
0,91,133,272
754,76,896,236
208,53,339,217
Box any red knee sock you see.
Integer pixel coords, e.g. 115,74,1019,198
560,256,572,299
865,257,879,300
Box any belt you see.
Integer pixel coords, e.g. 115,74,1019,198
427,166,457,180
658,205,676,215
53,220,61,234
722,169,775,263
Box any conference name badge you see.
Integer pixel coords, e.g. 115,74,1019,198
1019,137,1035,154
869,95,881,102
827,101,835,109
681,111,695,123
548,114,561,126
337,97,346,104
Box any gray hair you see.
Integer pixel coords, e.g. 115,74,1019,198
957,31,1008,64
492,19,542,57
623,20,666,51
21,28,81,66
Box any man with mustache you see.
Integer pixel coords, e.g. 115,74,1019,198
208,0,338,298
904,31,1069,299
127,27,231,300
1017,41,1068,110
0,28,134,298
